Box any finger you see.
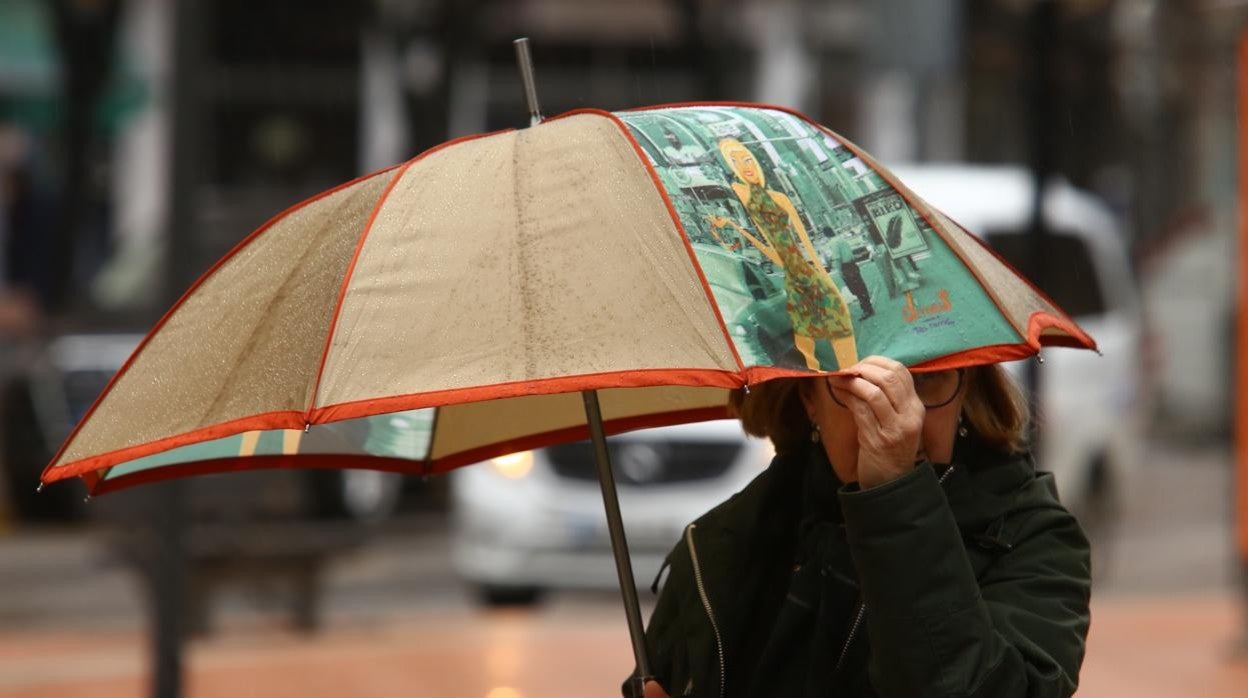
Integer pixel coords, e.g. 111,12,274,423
857,356,914,387
841,388,921,463
859,355,909,374
826,376,856,409
828,374,898,427
857,356,916,396
839,390,882,438
847,362,919,414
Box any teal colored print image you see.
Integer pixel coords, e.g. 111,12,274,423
105,409,435,483
617,106,1019,371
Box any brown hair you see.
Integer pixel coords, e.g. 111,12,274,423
728,364,1030,456
959,364,1030,454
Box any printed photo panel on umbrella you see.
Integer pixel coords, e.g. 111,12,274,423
616,105,1092,372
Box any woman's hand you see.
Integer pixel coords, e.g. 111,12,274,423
828,357,925,489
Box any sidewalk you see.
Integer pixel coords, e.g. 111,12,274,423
1080,591,1247,697
0,439,1243,696
0,590,1243,698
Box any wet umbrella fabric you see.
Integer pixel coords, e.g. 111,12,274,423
42,102,1094,493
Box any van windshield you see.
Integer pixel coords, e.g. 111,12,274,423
983,230,1106,318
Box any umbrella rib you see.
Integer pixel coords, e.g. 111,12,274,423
511,131,537,378
192,198,359,433
41,164,403,479
303,129,513,423
302,160,413,425
580,109,747,375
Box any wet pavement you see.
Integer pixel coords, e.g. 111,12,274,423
1,438,1244,697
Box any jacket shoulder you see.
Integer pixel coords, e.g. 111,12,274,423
948,447,1080,541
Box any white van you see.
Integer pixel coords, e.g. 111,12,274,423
448,166,1141,602
891,165,1144,555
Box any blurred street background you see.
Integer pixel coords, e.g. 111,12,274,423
1,0,1246,696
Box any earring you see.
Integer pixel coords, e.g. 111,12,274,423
810,423,821,443
957,414,968,438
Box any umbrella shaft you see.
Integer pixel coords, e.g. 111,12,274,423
582,390,652,691
513,37,543,126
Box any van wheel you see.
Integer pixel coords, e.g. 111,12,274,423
477,584,543,608
1075,456,1120,581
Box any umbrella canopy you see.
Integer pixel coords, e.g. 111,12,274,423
41,103,1094,493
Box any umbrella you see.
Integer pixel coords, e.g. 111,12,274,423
40,57,1095,698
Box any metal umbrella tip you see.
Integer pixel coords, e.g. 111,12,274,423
35,483,44,493
304,423,311,433
513,36,543,126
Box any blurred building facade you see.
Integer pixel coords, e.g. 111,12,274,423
0,0,1240,431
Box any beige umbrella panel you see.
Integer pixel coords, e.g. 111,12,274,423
45,114,745,491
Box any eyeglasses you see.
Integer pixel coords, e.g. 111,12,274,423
829,368,965,410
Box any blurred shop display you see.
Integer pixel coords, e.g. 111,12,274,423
0,8,417,662
0,2,394,512
162,0,368,301
893,164,1145,565
0,332,408,632
1,333,408,524
449,420,771,606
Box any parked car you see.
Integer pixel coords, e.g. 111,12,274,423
891,164,1145,559
449,419,771,605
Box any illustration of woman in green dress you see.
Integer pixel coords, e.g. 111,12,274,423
706,137,858,370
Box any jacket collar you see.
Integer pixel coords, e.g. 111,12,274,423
690,431,1038,559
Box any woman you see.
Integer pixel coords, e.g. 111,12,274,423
633,356,1091,697
706,138,858,370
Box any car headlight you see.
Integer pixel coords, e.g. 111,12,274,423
490,450,534,479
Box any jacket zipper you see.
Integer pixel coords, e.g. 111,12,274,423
686,523,726,698
835,601,866,672
835,464,957,671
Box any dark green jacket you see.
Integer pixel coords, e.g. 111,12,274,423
635,436,1091,697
